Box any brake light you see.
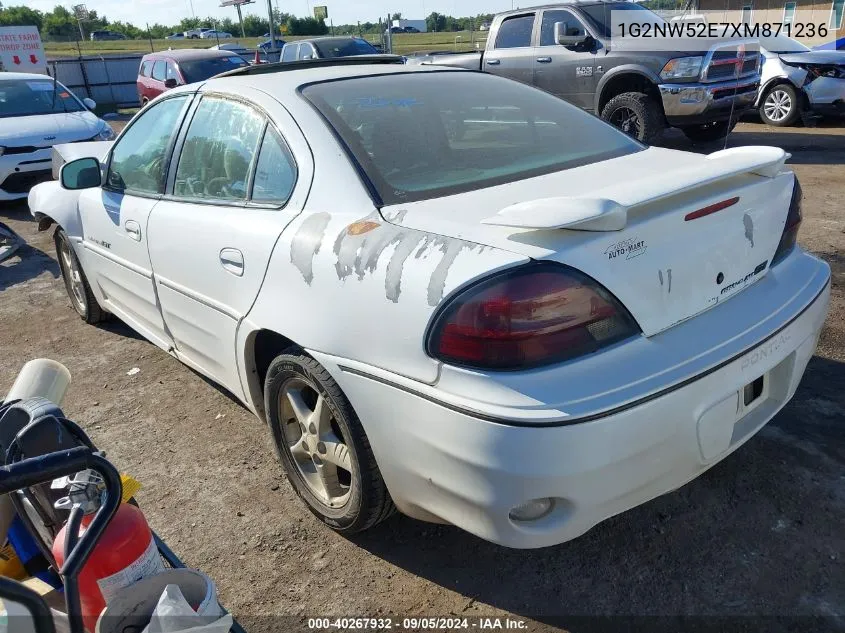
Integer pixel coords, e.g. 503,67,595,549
426,263,640,370
772,178,802,265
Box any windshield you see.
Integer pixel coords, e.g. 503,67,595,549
580,2,665,37
178,56,247,83
303,71,643,205
0,78,84,118
760,35,810,53
313,38,378,58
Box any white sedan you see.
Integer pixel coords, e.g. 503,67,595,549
0,72,114,201
199,30,232,39
28,61,830,548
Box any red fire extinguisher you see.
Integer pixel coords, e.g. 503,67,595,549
52,470,164,633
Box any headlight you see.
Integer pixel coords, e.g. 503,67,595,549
96,124,116,141
660,56,704,80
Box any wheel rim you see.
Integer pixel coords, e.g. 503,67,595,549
59,238,87,315
608,107,641,137
764,89,792,122
280,378,353,508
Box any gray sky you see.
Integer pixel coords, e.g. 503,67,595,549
28,0,517,28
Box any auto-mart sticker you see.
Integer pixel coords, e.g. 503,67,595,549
605,237,647,261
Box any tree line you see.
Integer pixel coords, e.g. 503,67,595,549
0,5,502,41
0,5,328,40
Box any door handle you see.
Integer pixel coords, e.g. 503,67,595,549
124,220,141,241
486,59,501,66
219,248,244,277
536,57,552,63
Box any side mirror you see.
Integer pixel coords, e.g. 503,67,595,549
164,77,178,89
555,21,590,47
60,157,102,190
82,97,96,110
0,576,56,633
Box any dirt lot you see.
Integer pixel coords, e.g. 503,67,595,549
1,121,843,632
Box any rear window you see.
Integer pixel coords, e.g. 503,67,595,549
312,38,378,58
302,71,643,205
178,56,247,83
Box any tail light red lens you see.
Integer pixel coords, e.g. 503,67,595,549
773,178,802,265
426,263,640,370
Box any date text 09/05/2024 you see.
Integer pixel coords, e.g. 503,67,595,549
617,21,829,39
307,617,529,630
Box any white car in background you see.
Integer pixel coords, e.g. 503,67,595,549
757,35,845,126
200,30,233,40
28,61,829,548
0,72,114,201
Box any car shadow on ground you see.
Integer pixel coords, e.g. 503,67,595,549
348,355,844,624
0,203,59,291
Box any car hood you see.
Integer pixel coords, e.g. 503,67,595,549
0,111,104,149
778,50,845,65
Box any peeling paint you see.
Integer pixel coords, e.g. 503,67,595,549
290,212,331,284
658,269,672,294
743,213,755,248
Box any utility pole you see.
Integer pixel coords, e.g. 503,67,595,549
236,2,246,37
266,0,278,53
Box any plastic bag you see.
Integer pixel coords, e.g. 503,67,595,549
142,584,232,633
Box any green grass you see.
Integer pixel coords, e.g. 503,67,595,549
43,31,488,58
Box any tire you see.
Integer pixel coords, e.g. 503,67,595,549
680,119,737,144
264,349,395,533
54,228,107,324
600,91,665,144
759,83,801,127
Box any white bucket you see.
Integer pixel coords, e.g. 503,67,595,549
96,569,225,633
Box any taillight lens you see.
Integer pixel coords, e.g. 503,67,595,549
426,263,640,370
773,178,802,265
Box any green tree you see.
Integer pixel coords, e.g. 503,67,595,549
0,6,44,30
425,12,446,32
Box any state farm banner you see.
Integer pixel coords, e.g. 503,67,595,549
0,26,47,74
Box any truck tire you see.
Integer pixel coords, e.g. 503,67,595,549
759,83,801,127
680,120,737,144
264,349,395,533
600,92,665,144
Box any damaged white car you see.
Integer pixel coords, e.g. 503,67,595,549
29,61,830,548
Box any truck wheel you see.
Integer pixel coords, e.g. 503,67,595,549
54,228,107,324
680,120,737,144
264,350,395,533
759,83,801,127
601,92,665,144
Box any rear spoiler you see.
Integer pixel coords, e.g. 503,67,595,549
481,146,790,232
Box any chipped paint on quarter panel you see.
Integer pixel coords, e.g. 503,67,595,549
290,211,331,284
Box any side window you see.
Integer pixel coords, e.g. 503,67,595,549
107,96,188,195
251,127,297,205
152,60,167,81
173,97,265,202
540,10,585,46
298,43,315,60
282,44,298,62
165,62,179,81
140,60,153,77
494,14,535,49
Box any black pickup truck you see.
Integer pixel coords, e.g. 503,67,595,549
407,1,761,143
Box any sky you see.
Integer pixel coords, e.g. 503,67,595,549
26,0,519,28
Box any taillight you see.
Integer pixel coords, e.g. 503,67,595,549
772,178,802,265
426,263,640,370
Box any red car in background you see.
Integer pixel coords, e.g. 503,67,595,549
136,49,248,105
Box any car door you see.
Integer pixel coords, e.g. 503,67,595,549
533,8,598,110
77,94,192,350
484,13,537,85
147,90,312,395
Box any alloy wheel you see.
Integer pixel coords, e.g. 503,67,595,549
280,378,353,508
764,89,792,123
59,238,87,314
608,106,641,137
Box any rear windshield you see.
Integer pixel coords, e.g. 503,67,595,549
313,38,378,58
302,71,642,205
178,56,247,83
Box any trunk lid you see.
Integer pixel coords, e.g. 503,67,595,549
380,146,795,337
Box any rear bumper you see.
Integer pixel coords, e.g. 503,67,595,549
660,78,759,125
316,250,830,548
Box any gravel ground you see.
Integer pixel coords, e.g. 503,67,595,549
0,120,843,633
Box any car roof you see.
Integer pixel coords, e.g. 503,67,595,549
291,36,371,45
142,48,236,61
203,61,461,95
0,71,56,81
